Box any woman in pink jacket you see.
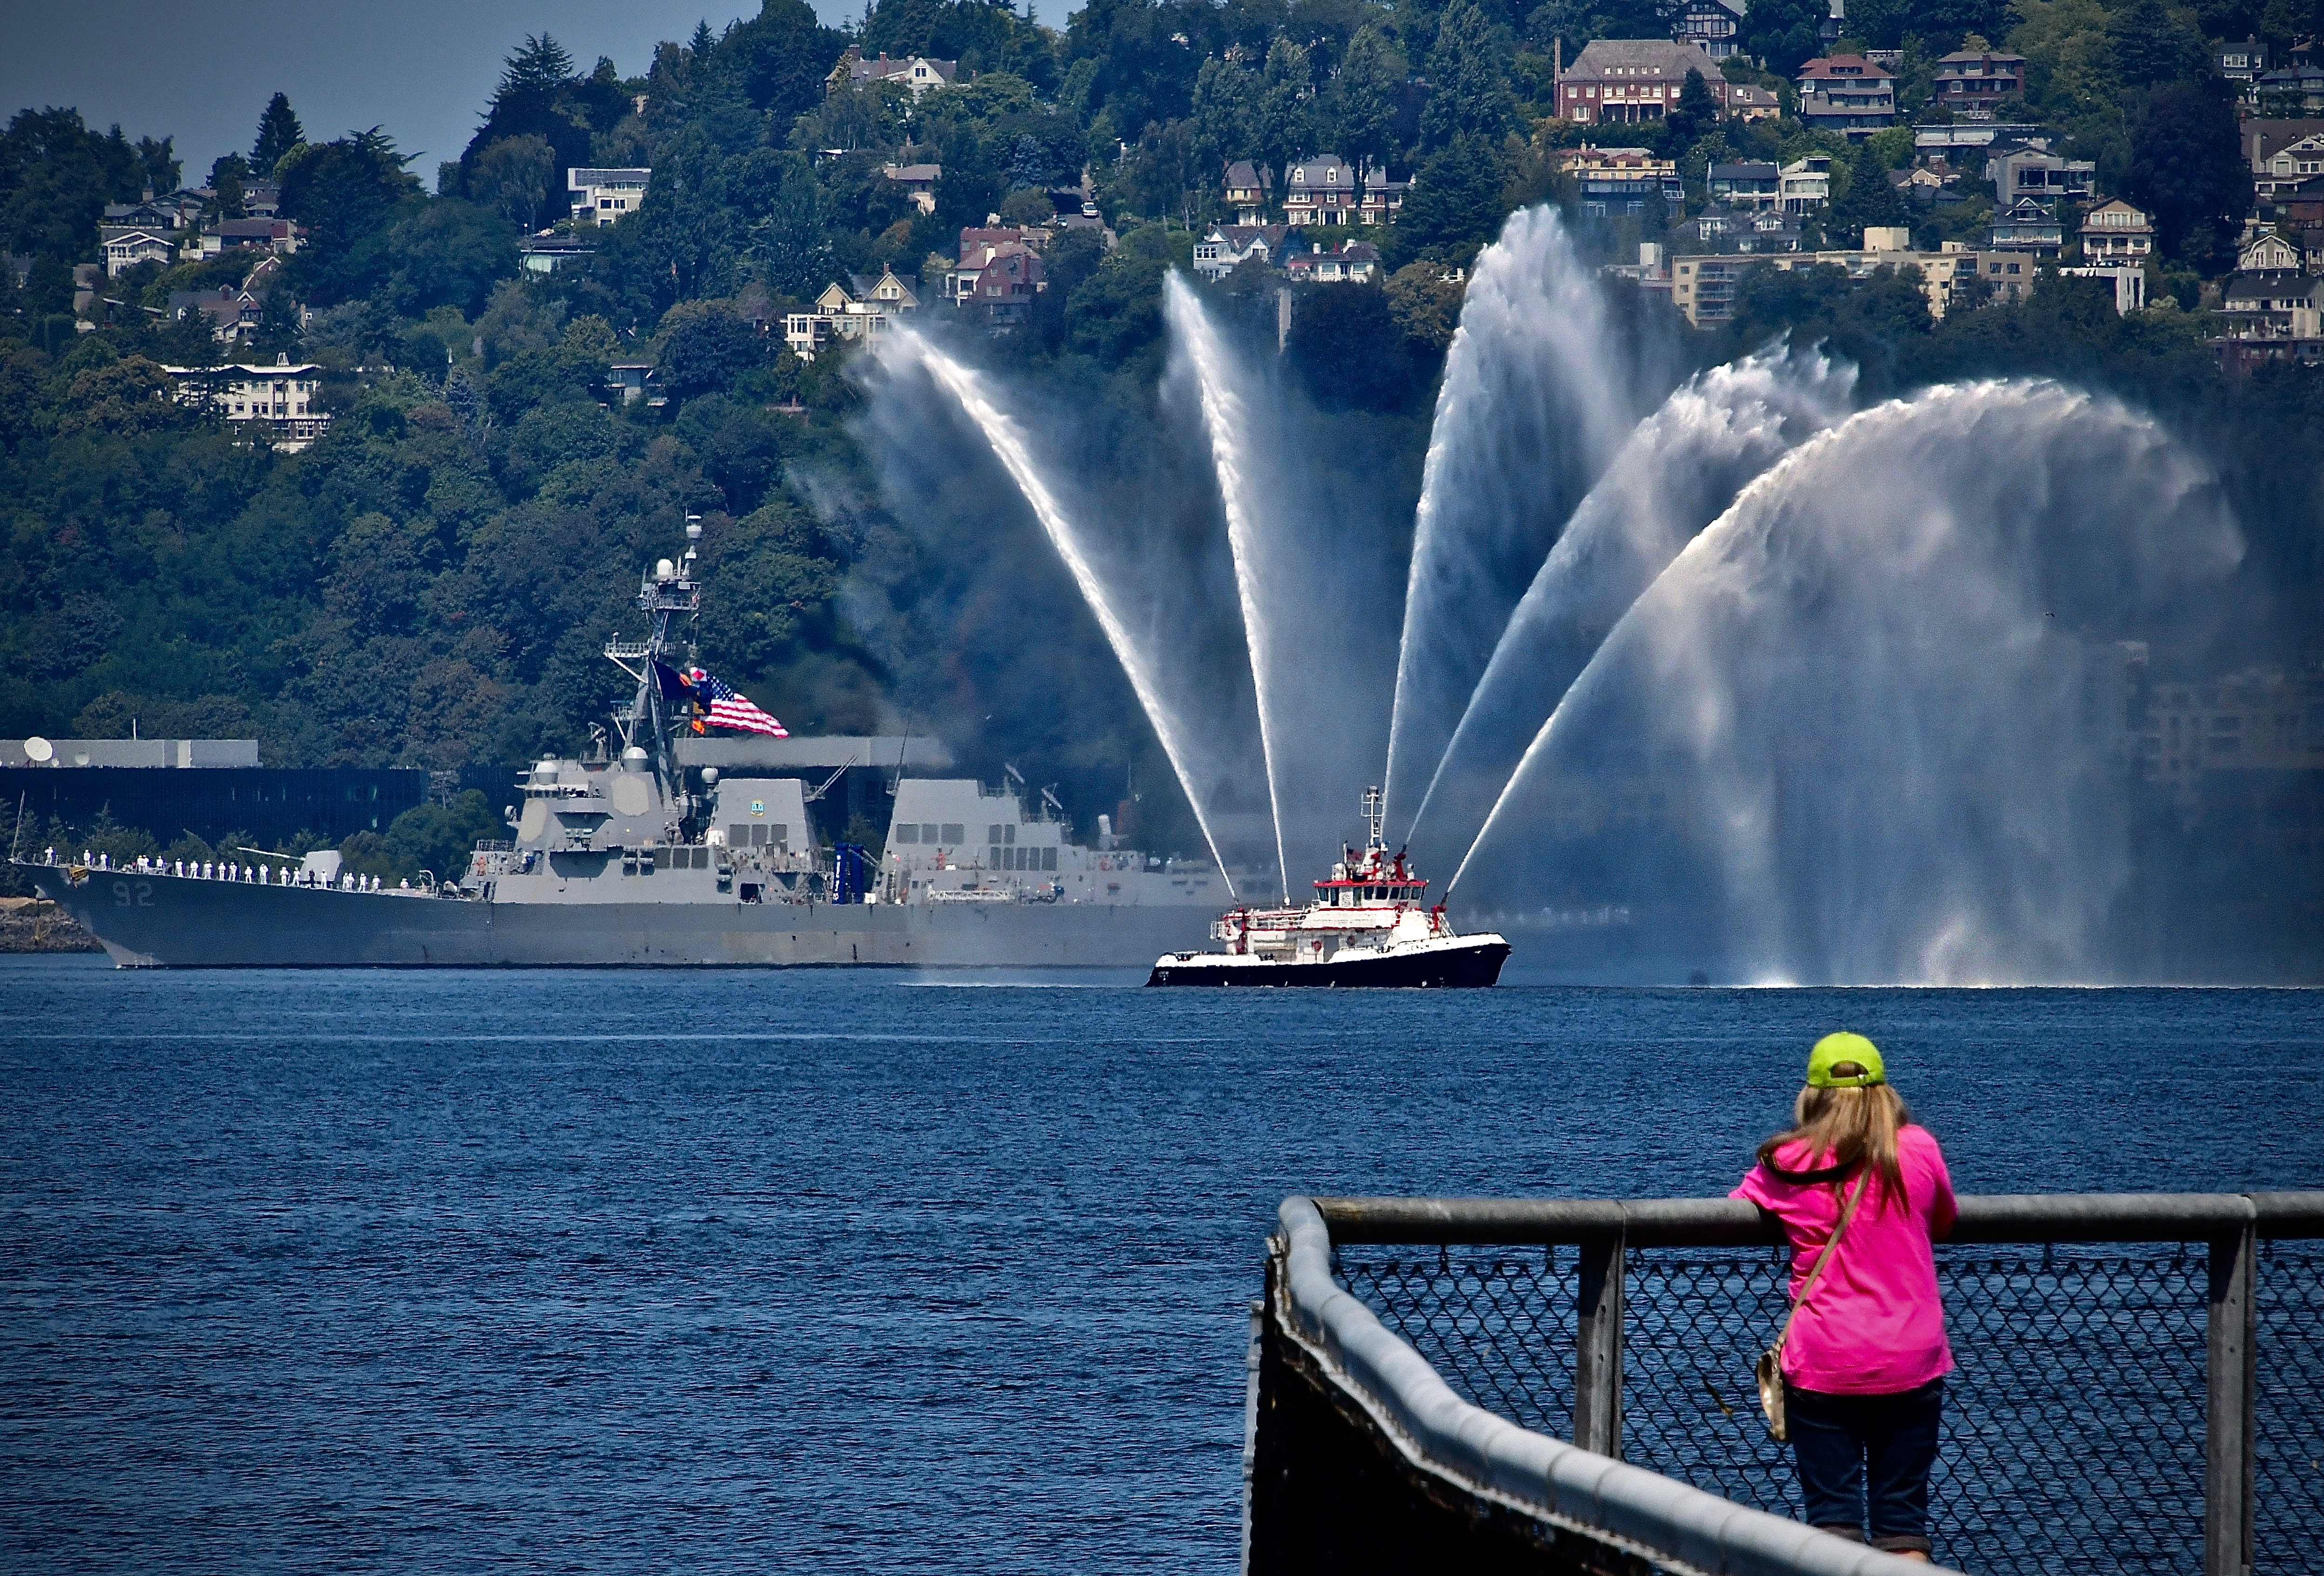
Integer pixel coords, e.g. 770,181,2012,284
1733,1033,1957,1562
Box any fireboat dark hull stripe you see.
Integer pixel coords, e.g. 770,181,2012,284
1145,940,1511,988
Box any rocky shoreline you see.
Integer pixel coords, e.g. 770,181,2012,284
0,898,104,954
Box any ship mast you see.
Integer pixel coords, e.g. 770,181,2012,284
601,515,703,797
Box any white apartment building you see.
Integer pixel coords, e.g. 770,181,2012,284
162,354,331,450
568,167,651,227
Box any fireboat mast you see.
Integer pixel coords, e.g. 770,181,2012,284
600,514,703,799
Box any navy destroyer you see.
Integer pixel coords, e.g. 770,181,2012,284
1146,790,1510,987
23,523,1223,968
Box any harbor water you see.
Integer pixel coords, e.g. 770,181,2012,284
2,957,2318,1573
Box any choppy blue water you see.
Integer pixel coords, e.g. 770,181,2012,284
1,957,2317,1573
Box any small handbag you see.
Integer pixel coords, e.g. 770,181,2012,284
1756,1166,1869,1442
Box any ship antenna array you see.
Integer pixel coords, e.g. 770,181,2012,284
1361,785,1386,851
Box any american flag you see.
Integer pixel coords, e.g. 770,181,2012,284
691,669,788,737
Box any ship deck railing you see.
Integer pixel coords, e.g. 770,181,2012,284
1249,1190,2324,1576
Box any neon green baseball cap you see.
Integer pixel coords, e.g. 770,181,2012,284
1807,1032,1886,1088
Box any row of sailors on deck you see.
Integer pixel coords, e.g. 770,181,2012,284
44,847,409,891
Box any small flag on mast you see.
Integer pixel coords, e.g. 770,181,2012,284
687,668,788,737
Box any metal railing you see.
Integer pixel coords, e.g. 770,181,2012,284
1311,1193,2324,1576
1254,1195,1935,1576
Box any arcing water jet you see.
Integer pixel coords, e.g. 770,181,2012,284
1382,205,1633,835
879,328,1240,895
1162,272,1292,899
1403,343,1856,874
1453,380,2242,983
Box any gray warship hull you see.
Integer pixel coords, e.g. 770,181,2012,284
29,867,1212,968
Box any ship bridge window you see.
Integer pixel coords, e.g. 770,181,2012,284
895,824,920,844
920,823,939,843
941,823,964,845
1003,824,1016,845
988,824,1003,843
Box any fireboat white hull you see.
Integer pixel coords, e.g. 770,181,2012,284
1145,931,1510,988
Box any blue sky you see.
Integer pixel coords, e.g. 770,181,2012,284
3,0,872,192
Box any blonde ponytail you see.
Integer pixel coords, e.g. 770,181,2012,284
1755,1083,1911,1207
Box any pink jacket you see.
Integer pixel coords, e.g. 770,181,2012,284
1731,1124,1958,1395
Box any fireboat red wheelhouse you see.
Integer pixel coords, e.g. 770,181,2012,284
1145,788,1511,987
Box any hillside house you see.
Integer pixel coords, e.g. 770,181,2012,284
1193,223,1290,280
2078,199,2153,265
1932,50,2025,114
2256,62,2324,114
2240,228,2303,270
568,167,650,226
2218,38,2269,86
167,286,264,343
951,227,1042,298
1555,40,1729,124
1224,161,1273,224
2221,270,2324,340
1284,156,1359,227
187,218,300,261
100,227,174,275
1358,165,1407,224
883,160,941,214
1780,156,1831,214
834,49,958,97
786,267,919,358
1558,145,1683,216
162,354,329,449
1795,55,1898,137
517,234,596,275
1674,202,1802,253
2247,123,2324,196
1667,0,1744,58
101,196,188,234
1988,196,2064,256
1286,239,1380,283
1708,161,1780,210
2281,175,2324,230
1987,146,2094,205
961,242,1043,326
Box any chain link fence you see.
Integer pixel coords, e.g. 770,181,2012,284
2256,1244,2324,1571
1338,1240,2322,1576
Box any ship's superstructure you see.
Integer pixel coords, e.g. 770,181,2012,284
1147,789,1510,987
24,522,1220,968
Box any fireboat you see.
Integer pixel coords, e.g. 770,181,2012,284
1145,788,1511,987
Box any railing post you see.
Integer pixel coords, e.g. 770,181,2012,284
2206,1224,2255,1576
1574,1229,1625,1459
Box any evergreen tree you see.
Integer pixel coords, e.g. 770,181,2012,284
2108,0,2209,87
1327,22,1405,174
1418,0,1516,151
1255,37,1313,178
1394,134,1508,260
2128,80,2252,266
749,163,838,299
1191,55,1259,177
690,20,717,56
1829,152,1908,240
497,33,576,99
1741,0,1824,76
251,93,304,174
1663,68,1717,150
134,135,179,194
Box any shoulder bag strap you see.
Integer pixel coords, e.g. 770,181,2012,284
1772,1164,1870,1355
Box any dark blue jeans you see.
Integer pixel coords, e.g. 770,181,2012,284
1786,1377,1945,1555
